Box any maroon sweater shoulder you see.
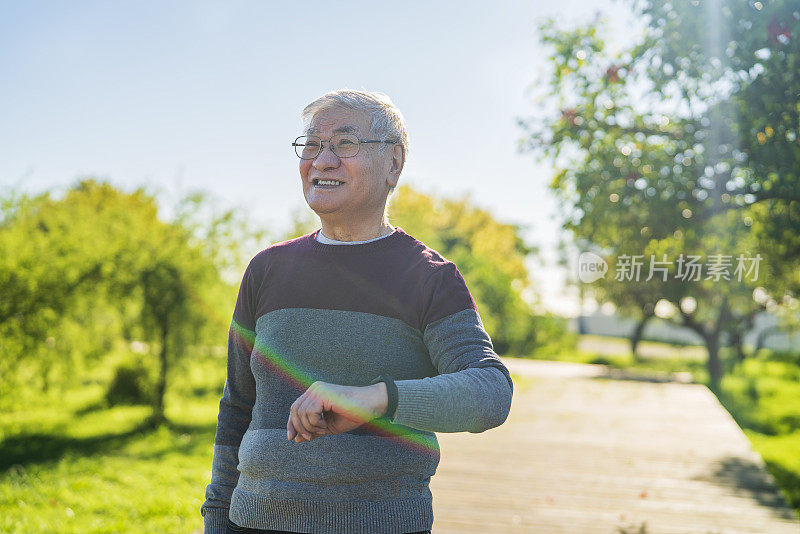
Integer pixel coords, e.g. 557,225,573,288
232,228,476,333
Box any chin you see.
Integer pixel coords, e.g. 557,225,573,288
305,198,341,215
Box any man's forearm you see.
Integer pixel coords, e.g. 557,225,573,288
392,366,513,433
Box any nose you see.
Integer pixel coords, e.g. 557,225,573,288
311,141,340,171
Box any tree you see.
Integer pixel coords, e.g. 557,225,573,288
0,181,161,392
628,0,800,297
522,1,799,388
0,178,267,417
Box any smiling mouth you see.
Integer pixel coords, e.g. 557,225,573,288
313,179,344,187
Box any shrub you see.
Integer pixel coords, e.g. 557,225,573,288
106,359,154,406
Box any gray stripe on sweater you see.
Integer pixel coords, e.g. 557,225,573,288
203,306,512,533
394,308,514,433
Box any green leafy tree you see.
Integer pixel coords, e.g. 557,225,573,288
521,1,799,387
0,178,266,418
0,182,155,392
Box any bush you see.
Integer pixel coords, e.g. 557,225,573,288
528,313,578,358
105,359,154,406
762,349,800,366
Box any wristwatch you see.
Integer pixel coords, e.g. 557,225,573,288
370,374,398,421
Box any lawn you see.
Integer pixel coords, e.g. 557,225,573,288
0,356,224,534
718,356,800,517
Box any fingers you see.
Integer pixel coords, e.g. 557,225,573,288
289,396,312,442
286,418,299,442
289,414,312,443
298,393,328,436
288,393,309,442
288,383,328,443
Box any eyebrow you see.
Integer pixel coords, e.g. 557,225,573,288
306,125,360,135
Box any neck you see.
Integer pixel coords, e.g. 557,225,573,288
319,214,394,242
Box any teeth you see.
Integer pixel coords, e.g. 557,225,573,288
316,179,342,186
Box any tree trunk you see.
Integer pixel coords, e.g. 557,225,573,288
152,321,169,425
705,335,722,392
706,295,729,392
755,325,779,353
678,296,728,392
630,315,651,362
577,315,587,335
731,330,745,363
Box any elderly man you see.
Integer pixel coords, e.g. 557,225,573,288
201,90,513,534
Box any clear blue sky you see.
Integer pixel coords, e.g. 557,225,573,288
0,0,639,316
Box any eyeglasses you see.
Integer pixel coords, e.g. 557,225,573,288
292,134,398,160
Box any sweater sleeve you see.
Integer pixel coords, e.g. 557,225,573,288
200,261,258,534
391,262,514,433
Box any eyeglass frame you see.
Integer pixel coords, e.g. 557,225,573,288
292,134,399,160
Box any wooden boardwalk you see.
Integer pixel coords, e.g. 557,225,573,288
429,358,800,534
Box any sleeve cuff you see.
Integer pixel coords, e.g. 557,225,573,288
393,378,436,429
202,507,229,534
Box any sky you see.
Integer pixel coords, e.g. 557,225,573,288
0,0,640,317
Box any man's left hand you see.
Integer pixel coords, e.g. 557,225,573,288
287,381,388,443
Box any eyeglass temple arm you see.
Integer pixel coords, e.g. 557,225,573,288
291,139,398,146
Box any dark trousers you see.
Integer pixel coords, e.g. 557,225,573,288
227,518,431,534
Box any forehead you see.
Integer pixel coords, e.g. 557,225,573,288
306,107,371,136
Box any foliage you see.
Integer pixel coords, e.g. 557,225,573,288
1,182,160,396
525,312,578,358
522,1,800,388
0,178,266,419
105,359,154,406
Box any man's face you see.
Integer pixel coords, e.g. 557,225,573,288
299,107,393,220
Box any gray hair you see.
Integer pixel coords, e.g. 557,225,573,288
301,89,409,167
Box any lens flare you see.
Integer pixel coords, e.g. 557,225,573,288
230,318,439,457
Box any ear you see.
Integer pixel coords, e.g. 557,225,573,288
387,144,405,187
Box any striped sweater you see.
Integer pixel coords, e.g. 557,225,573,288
201,227,514,534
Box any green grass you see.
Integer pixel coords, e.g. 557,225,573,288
530,334,709,382
0,355,225,533
718,355,800,517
